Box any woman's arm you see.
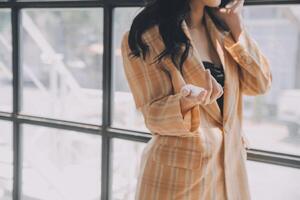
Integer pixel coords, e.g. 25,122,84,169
223,28,272,96
213,0,272,95
121,32,201,137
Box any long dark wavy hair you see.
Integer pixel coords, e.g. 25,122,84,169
127,0,229,75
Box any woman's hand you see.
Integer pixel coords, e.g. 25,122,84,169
179,82,223,115
212,0,245,42
180,84,208,104
179,84,207,115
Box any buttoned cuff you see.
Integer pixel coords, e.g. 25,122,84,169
223,29,253,66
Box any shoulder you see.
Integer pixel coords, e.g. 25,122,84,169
141,24,162,43
121,24,166,65
121,24,162,49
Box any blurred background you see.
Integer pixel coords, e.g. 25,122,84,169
0,0,299,200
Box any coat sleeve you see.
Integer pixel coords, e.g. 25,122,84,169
223,28,273,96
121,31,201,137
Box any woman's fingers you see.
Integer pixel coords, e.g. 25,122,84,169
190,85,205,97
219,0,244,14
180,71,223,106
226,0,244,13
197,89,207,102
225,0,239,9
189,90,207,104
180,84,206,104
180,85,191,97
232,0,244,13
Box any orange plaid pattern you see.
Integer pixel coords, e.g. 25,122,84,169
121,10,272,200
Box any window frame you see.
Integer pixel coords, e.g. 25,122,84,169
0,0,299,200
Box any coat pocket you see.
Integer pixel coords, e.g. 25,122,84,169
151,143,205,170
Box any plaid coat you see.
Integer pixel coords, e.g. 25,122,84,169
121,10,272,200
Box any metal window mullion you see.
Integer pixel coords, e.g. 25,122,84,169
247,149,300,169
101,1,113,200
11,5,22,200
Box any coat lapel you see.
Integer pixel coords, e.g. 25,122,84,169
179,10,230,128
204,11,231,127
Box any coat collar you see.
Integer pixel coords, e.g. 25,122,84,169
179,10,230,128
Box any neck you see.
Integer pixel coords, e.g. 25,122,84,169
186,1,205,29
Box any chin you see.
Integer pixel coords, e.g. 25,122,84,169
203,0,222,8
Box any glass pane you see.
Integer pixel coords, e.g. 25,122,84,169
242,5,300,156
0,121,13,200
112,7,149,132
111,138,146,200
247,160,300,199
21,8,103,125
21,125,102,200
0,9,12,112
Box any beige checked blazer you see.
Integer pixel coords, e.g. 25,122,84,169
121,10,272,200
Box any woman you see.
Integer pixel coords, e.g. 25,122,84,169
121,0,272,199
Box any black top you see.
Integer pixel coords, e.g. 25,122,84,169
202,61,225,116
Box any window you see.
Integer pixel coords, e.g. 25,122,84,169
242,5,300,156
247,161,300,199
112,7,147,132
0,121,13,200
111,138,146,200
0,1,299,200
22,124,102,199
21,8,103,124
0,9,12,112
